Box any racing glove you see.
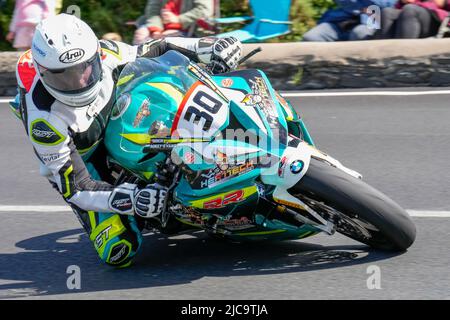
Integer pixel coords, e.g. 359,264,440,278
108,183,168,218
196,36,243,74
136,36,243,74
134,184,168,218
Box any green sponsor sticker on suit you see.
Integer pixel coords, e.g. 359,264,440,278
30,119,65,146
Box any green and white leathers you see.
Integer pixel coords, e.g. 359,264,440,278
15,13,246,267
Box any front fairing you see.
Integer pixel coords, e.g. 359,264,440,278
105,51,197,177
105,51,289,196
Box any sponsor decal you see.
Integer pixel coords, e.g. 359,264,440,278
197,160,255,189
109,243,130,264
133,99,151,127
100,40,120,56
290,160,304,174
275,198,305,210
241,94,263,106
214,150,229,171
41,153,61,163
32,43,46,57
110,192,133,213
184,152,195,164
32,129,56,139
112,198,131,208
217,216,254,231
203,190,244,209
250,77,279,127
182,207,205,225
256,183,265,197
221,78,234,88
148,120,170,138
30,119,65,145
142,139,179,151
278,156,287,177
59,48,85,64
95,225,112,248
190,186,257,209
240,76,281,129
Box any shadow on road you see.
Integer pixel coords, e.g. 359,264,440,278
0,228,403,298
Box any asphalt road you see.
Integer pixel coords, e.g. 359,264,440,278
0,89,449,300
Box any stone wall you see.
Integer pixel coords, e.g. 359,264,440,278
2,39,450,95
242,39,450,90
0,52,21,96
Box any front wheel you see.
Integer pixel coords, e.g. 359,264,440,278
290,158,416,251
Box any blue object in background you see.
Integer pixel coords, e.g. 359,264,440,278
319,0,397,24
215,0,292,43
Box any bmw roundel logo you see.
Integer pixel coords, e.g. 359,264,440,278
290,160,304,174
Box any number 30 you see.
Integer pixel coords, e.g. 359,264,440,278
184,91,223,131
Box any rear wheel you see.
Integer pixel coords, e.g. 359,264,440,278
290,158,416,251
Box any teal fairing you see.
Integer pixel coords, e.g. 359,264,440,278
104,51,322,240
106,51,197,179
105,51,291,193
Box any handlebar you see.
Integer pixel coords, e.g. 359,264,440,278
239,47,263,64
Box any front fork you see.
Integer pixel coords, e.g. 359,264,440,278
261,134,361,236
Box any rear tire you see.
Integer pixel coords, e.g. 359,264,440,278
290,158,416,251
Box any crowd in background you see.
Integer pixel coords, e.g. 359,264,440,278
5,0,62,50
2,0,215,50
303,0,450,41
132,0,213,44
2,0,450,51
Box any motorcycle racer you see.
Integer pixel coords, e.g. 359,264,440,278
14,13,243,267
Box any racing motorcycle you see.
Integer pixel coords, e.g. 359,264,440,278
104,50,416,251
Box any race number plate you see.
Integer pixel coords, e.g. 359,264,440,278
171,82,228,138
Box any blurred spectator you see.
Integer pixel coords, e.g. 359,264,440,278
133,0,213,44
102,32,124,42
6,0,56,51
377,0,450,38
55,0,63,14
303,0,397,41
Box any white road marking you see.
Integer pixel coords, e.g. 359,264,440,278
0,205,72,213
406,210,450,218
3,89,450,103
281,90,450,97
0,205,449,217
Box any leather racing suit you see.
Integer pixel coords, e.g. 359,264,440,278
14,37,232,267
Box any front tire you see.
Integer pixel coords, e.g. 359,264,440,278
290,158,416,251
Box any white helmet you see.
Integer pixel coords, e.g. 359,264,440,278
31,14,103,107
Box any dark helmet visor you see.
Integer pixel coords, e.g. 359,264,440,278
37,53,102,94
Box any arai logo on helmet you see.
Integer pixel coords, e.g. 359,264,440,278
59,48,85,64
